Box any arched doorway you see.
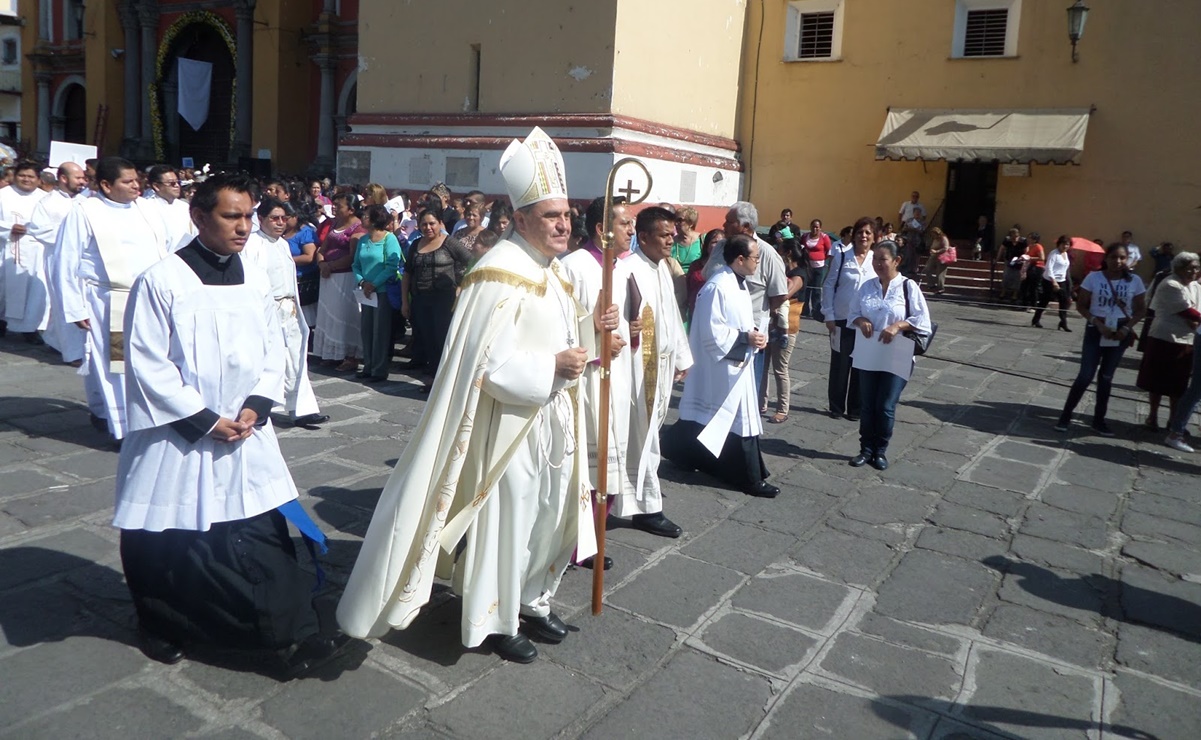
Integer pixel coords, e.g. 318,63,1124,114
61,84,86,143
155,19,235,165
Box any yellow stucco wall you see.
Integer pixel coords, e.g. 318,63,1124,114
356,0,618,114
250,0,313,172
610,0,746,139
741,0,1201,257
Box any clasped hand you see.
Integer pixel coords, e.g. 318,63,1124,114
209,409,258,443
748,330,768,350
854,320,903,343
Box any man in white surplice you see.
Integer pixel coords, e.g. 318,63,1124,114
114,172,348,675
665,234,779,498
28,162,89,364
559,195,634,567
338,128,596,664
51,157,169,440
0,161,50,342
142,164,197,251
618,206,693,531
241,197,329,429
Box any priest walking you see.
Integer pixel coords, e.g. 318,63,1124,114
51,157,169,440
28,162,88,364
338,128,594,664
664,234,778,498
114,173,346,675
618,206,693,533
0,160,50,342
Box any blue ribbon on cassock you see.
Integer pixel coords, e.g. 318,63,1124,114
277,500,328,590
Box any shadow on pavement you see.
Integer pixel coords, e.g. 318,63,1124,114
378,586,494,666
0,396,117,452
983,556,1201,644
870,695,1158,739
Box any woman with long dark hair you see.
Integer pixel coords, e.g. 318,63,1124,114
1055,243,1148,436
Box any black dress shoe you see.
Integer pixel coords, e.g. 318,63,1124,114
577,555,613,570
90,413,109,432
520,612,569,643
283,632,353,679
292,413,330,428
354,370,368,378
870,454,889,471
137,626,185,665
744,481,780,498
486,632,538,663
363,375,389,384
23,332,44,345
828,410,842,419
845,413,860,422
630,512,683,538
849,452,872,467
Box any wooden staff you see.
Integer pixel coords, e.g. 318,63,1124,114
593,157,652,615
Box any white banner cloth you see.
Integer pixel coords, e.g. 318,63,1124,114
177,58,213,132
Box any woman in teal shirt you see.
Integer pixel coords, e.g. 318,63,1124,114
353,204,403,382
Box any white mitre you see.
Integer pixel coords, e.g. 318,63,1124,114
499,127,569,209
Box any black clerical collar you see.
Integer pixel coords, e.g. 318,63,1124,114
736,275,747,290
177,238,245,285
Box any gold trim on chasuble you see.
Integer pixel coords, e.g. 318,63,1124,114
640,304,657,421
459,266,548,296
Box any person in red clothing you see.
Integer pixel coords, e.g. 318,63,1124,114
1021,232,1046,307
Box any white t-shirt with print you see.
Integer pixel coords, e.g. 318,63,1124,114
1082,270,1146,322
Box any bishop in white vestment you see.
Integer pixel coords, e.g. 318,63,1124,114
617,207,693,531
114,174,347,675
28,163,88,362
0,162,50,340
665,235,778,498
338,128,594,664
242,198,327,427
51,158,169,440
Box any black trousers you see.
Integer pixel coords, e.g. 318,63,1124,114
410,288,457,377
1032,278,1072,325
662,420,769,489
827,321,861,416
120,510,320,651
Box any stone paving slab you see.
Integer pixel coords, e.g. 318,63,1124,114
2,300,1200,739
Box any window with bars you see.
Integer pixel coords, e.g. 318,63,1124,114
962,9,1009,57
796,12,835,59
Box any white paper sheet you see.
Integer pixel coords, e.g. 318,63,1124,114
353,286,378,307
851,331,915,381
829,327,841,353
48,141,97,168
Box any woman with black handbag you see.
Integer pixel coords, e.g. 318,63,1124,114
1055,243,1148,437
845,240,933,471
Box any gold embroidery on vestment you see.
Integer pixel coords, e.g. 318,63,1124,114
640,304,657,421
459,266,547,296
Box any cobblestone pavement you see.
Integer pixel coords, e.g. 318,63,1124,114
1,301,1199,740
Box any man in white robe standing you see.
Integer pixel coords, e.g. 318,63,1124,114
665,234,779,498
559,195,634,568
28,162,88,363
242,197,329,429
142,164,196,251
51,157,169,440
338,127,597,664
619,206,693,533
0,160,50,342
114,172,348,675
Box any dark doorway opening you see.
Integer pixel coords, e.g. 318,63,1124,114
160,24,235,166
61,84,87,143
943,161,997,241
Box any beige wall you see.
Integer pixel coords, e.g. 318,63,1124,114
357,1,618,115
250,0,313,172
611,0,746,139
84,1,126,156
741,0,1201,259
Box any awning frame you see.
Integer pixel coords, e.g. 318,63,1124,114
875,107,1094,166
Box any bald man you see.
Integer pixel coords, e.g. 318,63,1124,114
30,162,90,364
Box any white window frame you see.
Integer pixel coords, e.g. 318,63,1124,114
784,0,845,62
952,0,1022,59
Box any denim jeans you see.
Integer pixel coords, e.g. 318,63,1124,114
1168,346,1201,434
1060,325,1128,424
858,370,908,455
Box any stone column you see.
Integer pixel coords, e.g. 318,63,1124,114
50,116,66,142
232,0,257,161
312,53,336,171
34,73,51,156
118,1,141,157
137,1,159,158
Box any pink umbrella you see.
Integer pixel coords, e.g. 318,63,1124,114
1069,237,1104,279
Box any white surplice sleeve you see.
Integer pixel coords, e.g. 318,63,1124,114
123,273,207,430
245,273,288,406
694,282,743,360
51,206,91,324
26,195,65,246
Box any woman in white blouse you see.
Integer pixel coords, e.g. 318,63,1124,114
1032,235,1074,330
846,240,933,471
821,217,877,420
